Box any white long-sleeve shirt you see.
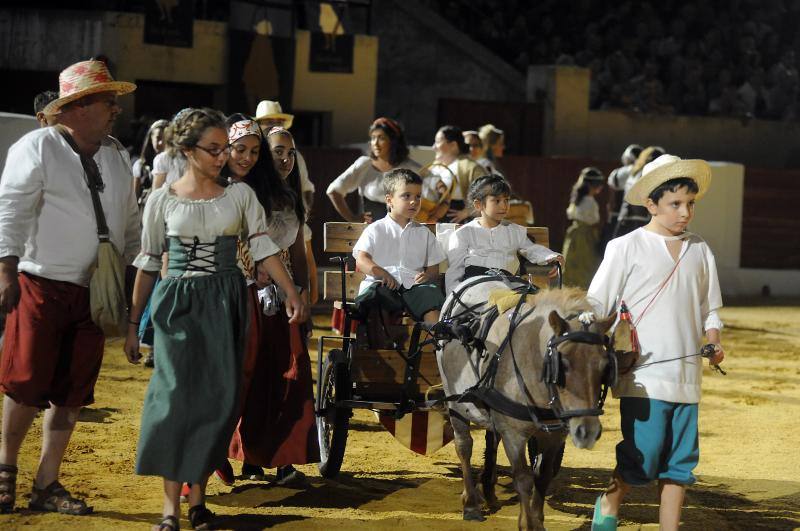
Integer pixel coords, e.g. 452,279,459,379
587,228,723,403
0,128,140,286
352,215,446,294
445,219,559,292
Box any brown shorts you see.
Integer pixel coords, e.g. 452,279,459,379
0,273,105,408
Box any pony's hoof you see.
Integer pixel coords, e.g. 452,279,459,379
463,508,486,521
484,497,500,513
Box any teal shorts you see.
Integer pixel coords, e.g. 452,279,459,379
616,397,699,486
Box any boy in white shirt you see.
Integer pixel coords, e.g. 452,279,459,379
352,169,446,323
445,175,561,293
588,155,726,531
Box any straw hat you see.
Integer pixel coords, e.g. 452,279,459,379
43,60,136,115
254,100,294,129
625,154,711,206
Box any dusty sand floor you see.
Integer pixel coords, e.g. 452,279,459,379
1,300,799,530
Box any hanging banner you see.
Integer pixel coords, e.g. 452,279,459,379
309,32,354,73
144,0,194,48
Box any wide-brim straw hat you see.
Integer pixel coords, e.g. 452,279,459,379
43,60,136,115
625,154,711,206
254,100,294,129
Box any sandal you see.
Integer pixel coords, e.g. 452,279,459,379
0,464,17,514
154,515,180,531
188,503,215,530
28,480,93,515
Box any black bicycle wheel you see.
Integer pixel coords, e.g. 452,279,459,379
316,350,351,478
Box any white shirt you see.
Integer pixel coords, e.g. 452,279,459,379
326,156,421,203
607,164,634,191
445,219,559,292
566,195,600,225
352,215,446,293
587,228,724,404
153,151,186,186
0,128,140,286
133,183,279,277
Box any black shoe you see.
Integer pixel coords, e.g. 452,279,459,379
241,463,265,481
143,352,154,368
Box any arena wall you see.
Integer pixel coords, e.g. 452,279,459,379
529,65,800,170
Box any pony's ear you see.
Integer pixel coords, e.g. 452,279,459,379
596,313,617,335
548,310,569,336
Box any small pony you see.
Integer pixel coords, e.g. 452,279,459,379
436,277,620,530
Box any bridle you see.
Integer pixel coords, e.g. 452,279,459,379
541,329,618,422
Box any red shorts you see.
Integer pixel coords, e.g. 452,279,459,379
0,273,105,408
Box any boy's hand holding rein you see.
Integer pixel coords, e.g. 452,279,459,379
414,268,437,285
706,328,725,365
374,267,399,290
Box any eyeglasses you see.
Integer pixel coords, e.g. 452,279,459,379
194,144,232,157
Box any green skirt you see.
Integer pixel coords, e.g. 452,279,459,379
135,270,248,483
562,220,601,290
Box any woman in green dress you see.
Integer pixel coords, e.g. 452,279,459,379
124,108,305,531
562,167,605,289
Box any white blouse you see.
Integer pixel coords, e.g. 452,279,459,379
566,195,600,225
326,156,421,202
152,151,186,186
133,183,279,277
265,206,301,251
445,219,559,292
587,228,723,404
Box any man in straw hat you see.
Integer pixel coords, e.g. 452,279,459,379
587,154,725,530
0,59,140,515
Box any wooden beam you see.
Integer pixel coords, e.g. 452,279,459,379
324,270,365,301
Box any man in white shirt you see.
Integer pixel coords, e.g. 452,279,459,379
0,60,139,515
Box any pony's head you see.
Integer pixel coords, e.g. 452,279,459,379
547,310,616,449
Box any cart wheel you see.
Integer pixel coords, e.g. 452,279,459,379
317,349,351,478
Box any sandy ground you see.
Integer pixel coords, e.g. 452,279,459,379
1,300,799,530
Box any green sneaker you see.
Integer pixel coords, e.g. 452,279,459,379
591,495,617,531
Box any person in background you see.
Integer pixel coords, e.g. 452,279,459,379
327,117,420,223
421,125,487,223
0,59,139,516
476,124,505,176
563,167,605,289
132,119,168,204
603,144,642,251
33,91,59,128
463,130,483,161
151,108,192,190
614,146,665,238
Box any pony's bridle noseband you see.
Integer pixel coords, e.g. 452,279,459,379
542,330,618,421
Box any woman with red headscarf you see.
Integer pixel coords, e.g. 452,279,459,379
326,117,420,223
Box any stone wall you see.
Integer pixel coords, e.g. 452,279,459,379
371,0,525,146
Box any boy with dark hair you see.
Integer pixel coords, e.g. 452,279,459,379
352,168,446,323
588,154,725,531
33,91,59,127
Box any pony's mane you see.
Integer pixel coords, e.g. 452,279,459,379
530,287,594,317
